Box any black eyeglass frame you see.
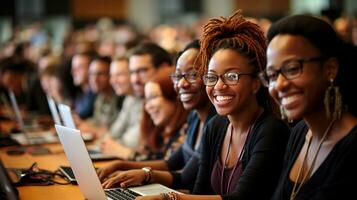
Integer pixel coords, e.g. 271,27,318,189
169,72,199,84
259,56,327,87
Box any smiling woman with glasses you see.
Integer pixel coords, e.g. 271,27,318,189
266,15,357,200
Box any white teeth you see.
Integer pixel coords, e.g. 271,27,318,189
215,96,233,102
281,95,299,106
180,93,194,102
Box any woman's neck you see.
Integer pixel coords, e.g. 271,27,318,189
304,106,334,140
228,102,261,134
196,102,212,123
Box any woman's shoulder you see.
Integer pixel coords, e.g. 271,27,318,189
255,112,290,133
206,114,229,129
203,115,229,141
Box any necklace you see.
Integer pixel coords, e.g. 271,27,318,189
290,120,335,200
220,108,263,195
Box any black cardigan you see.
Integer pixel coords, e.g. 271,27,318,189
193,112,290,200
271,120,357,200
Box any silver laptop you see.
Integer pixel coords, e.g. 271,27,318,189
57,104,76,129
8,90,58,145
46,96,62,125
54,125,178,200
57,103,114,160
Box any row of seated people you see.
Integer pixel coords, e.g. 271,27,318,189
97,12,357,200
1,10,357,200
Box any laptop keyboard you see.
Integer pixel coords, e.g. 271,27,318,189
105,188,139,200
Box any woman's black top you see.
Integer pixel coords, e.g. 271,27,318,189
193,111,290,200
271,120,357,200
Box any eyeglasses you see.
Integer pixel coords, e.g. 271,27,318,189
259,56,326,87
169,72,199,84
203,71,254,86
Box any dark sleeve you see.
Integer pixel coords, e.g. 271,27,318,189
76,92,96,119
222,116,290,200
167,112,196,171
170,152,200,191
192,120,217,195
166,145,185,171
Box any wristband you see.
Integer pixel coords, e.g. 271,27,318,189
141,167,152,184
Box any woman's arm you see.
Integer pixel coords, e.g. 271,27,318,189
136,194,222,200
102,169,174,188
97,160,169,181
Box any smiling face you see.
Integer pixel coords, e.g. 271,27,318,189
267,34,331,120
89,60,111,93
71,54,90,87
206,49,258,116
110,59,132,96
144,82,175,126
129,54,156,98
175,48,208,111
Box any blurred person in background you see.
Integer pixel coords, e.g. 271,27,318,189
39,64,72,105
92,57,143,158
98,40,216,193
79,56,123,137
71,51,97,119
98,42,173,159
0,55,50,116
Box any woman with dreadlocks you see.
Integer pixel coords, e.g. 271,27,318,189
136,11,290,200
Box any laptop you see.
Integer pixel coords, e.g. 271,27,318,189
0,159,19,200
46,96,62,126
8,90,58,145
57,103,114,160
54,125,178,200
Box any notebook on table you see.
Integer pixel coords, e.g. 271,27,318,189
57,103,115,160
8,90,58,146
54,125,178,200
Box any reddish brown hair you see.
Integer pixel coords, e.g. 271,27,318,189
141,67,189,151
196,10,276,113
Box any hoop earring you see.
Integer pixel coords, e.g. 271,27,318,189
324,78,342,120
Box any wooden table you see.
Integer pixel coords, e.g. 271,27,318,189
0,143,111,200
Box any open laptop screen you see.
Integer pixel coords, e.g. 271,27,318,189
57,104,76,129
47,96,62,125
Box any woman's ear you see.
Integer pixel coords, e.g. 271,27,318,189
324,57,339,80
252,77,261,95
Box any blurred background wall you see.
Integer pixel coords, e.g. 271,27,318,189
1,0,356,55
